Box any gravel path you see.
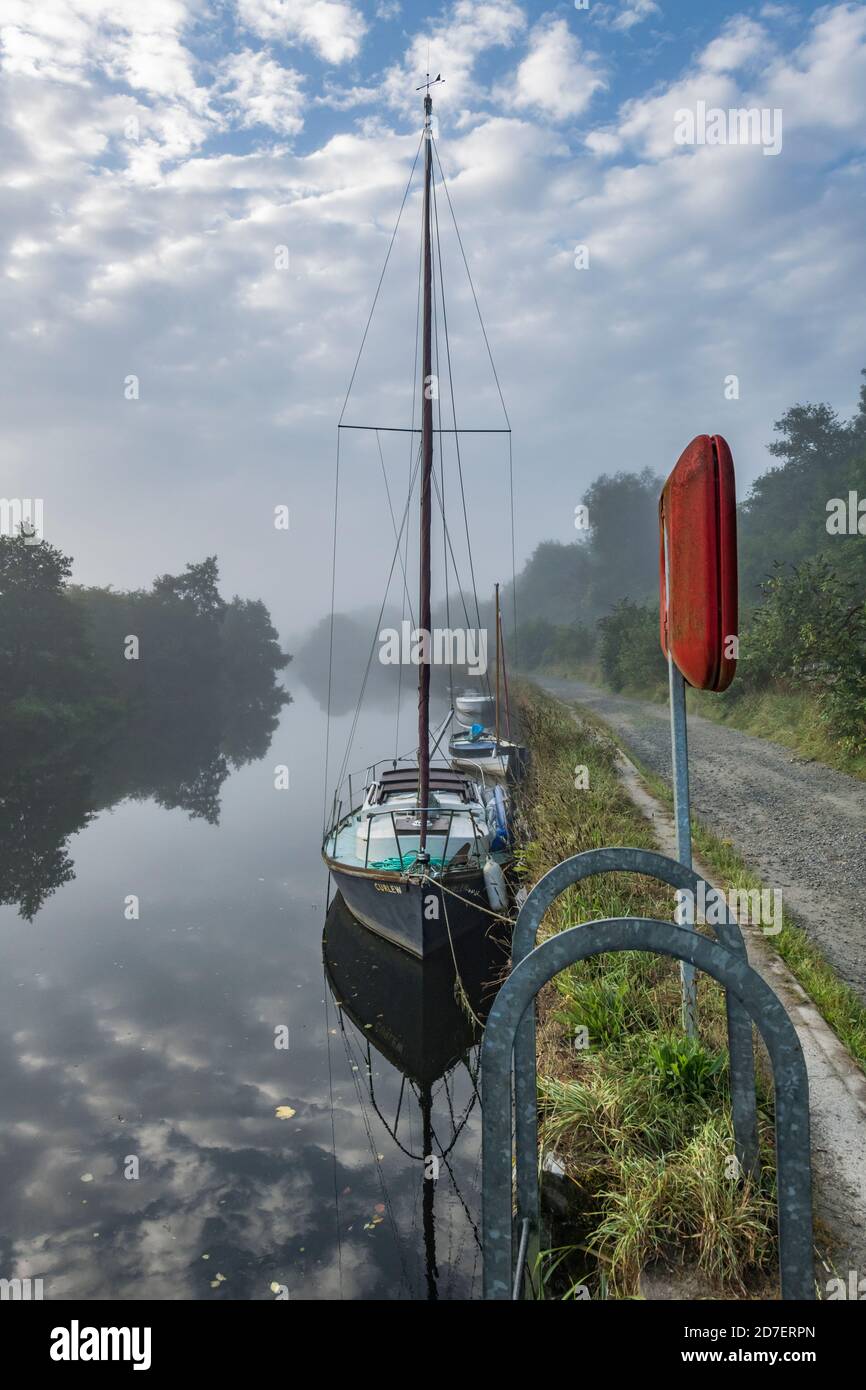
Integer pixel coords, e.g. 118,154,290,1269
539,678,866,1003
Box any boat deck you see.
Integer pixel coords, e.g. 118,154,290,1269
327,816,483,872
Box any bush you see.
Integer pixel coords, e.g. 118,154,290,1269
739,557,866,751
515,618,595,671
597,600,667,693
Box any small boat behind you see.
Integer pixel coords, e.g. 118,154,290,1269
448,724,517,779
454,691,496,728
449,584,528,782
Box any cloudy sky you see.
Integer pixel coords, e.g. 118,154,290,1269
2,0,865,642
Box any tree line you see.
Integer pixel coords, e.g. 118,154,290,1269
0,538,292,916
511,369,866,752
0,536,290,751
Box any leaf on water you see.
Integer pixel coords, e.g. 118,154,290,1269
80,1173,94,1183
270,1281,282,1293
374,1203,385,1214
275,1105,296,1119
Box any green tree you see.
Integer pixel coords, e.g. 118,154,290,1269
0,532,96,706
153,556,227,621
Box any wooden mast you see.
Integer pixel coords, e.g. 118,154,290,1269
417,88,435,854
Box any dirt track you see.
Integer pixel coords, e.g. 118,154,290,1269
539,678,866,1003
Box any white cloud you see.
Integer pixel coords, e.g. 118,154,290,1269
234,0,366,64
316,82,380,111
217,50,306,136
512,17,606,121
587,2,866,162
594,0,664,32
700,16,770,73
1,0,208,105
381,0,526,113
1,1,865,642
769,1,866,136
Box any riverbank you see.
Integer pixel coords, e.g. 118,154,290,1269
513,684,781,1299
523,665,866,781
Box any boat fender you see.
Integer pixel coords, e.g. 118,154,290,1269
483,857,508,912
488,783,509,850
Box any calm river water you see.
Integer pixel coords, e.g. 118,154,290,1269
0,685,505,1300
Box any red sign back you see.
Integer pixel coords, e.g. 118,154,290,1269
659,434,738,692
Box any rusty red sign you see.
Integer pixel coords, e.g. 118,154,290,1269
659,434,738,692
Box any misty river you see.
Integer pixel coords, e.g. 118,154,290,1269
0,685,504,1300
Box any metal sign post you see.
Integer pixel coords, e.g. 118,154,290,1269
669,654,698,1034
664,516,698,1036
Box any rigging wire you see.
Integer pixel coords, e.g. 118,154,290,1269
430,159,488,694
327,121,518,813
431,139,510,429
430,207,455,717
432,136,518,656
376,430,416,630
325,133,424,827
334,1006,413,1295
430,467,479,638
332,441,424,800
322,972,345,1299
338,133,425,428
396,210,426,760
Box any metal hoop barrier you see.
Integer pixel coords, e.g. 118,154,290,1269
512,848,761,1271
482,916,814,1301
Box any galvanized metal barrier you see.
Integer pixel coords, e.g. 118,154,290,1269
483,915,814,1301
513,847,760,1273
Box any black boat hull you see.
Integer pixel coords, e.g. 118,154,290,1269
324,859,493,958
322,893,506,1082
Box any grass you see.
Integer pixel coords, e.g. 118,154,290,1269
689,686,866,781
525,658,866,782
627,760,866,1076
513,684,780,1300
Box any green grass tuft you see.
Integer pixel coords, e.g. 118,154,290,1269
514,683,779,1300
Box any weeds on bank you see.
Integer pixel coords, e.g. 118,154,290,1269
514,684,778,1300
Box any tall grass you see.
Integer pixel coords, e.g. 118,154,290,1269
514,684,779,1300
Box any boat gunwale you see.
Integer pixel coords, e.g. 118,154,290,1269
321,850,489,885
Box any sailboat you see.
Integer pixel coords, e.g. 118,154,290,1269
321,79,513,959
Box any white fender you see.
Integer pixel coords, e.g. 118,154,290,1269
483,857,508,912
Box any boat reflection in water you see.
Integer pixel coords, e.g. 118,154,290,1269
322,891,508,1300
